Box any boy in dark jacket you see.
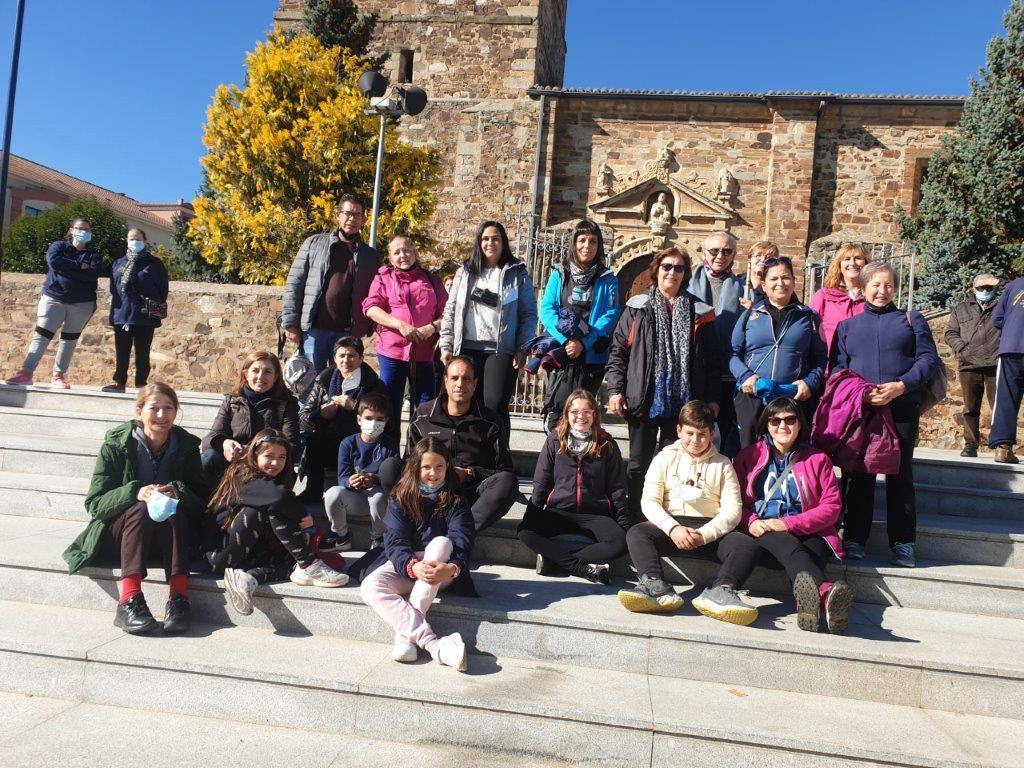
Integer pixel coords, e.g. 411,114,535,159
990,275,1024,463
945,274,1001,457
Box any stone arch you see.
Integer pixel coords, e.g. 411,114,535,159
614,252,656,305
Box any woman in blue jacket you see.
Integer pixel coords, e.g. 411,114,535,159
831,261,939,568
730,256,826,449
102,229,170,393
538,219,620,432
6,218,102,388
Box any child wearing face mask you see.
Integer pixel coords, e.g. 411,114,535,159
618,400,742,614
322,392,398,552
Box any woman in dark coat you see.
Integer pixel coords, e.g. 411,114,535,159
605,246,722,521
102,228,169,393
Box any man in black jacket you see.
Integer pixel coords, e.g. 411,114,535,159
945,273,1002,457
380,356,520,531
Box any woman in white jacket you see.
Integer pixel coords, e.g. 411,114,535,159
618,400,742,613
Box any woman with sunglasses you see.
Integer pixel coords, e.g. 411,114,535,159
730,254,826,449
518,389,629,584
693,398,852,633
606,246,722,520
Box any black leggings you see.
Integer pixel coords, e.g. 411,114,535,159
517,506,627,571
113,325,155,387
713,529,831,589
209,501,314,572
462,348,516,439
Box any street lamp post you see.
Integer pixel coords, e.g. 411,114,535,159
357,70,427,251
0,0,28,283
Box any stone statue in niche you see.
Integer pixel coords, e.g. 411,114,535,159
647,191,673,236
598,161,615,195
655,146,674,182
717,167,738,199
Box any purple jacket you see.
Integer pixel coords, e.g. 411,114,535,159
362,265,447,362
734,441,843,559
812,369,901,475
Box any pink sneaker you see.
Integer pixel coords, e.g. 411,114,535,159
50,373,70,389
4,370,32,386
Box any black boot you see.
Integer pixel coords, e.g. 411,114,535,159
114,593,158,634
162,594,191,633
573,562,610,585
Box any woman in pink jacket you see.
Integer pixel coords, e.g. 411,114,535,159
363,236,448,437
809,244,870,360
692,397,854,633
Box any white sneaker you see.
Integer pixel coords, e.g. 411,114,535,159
431,633,468,672
223,567,258,615
290,559,349,587
391,636,418,663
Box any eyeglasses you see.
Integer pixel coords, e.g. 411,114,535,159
338,208,363,219
707,248,734,257
768,415,798,427
569,409,595,419
659,263,687,274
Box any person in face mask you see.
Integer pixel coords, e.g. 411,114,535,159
323,393,398,552
945,274,1003,457
6,218,102,388
101,228,170,393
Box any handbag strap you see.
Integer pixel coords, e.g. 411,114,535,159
754,459,794,517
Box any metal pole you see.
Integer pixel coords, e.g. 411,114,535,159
368,112,386,251
0,0,27,282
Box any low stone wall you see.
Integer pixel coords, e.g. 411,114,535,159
2,272,1020,449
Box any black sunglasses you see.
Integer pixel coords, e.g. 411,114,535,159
659,263,687,274
762,256,793,269
707,247,735,257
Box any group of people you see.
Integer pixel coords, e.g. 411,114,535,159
11,194,1021,674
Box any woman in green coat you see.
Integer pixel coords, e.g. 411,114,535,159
62,382,207,635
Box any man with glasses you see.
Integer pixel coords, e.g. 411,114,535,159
282,194,381,373
689,231,745,456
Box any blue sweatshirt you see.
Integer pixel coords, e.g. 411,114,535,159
993,277,1024,356
42,241,102,304
730,300,826,394
336,432,398,487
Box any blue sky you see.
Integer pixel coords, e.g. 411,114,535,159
0,0,1012,203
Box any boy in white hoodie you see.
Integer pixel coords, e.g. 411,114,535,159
618,401,743,613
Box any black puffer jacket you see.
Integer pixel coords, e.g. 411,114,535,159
202,393,299,453
945,297,1001,371
299,362,387,441
406,394,513,484
530,431,628,527
605,292,723,418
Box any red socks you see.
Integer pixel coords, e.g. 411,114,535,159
818,581,832,607
169,573,189,599
119,574,143,604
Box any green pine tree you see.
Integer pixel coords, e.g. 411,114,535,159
901,0,1024,309
294,0,385,68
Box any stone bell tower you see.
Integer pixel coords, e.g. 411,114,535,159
275,0,569,248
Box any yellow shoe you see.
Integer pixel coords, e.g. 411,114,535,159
692,586,758,626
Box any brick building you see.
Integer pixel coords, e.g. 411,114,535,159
275,0,964,296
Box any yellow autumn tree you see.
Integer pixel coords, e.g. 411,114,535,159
189,32,440,284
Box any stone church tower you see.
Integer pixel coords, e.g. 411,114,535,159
275,0,568,250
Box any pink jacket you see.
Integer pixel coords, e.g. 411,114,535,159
812,369,902,475
809,288,865,360
734,441,844,559
362,265,447,362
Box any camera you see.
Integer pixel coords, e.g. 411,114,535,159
470,286,500,308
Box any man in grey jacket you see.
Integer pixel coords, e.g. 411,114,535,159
282,194,380,372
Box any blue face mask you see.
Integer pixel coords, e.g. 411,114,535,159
146,490,179,522
975,289,995,304
127,240,145,254
419,480,447,496
72,229,92,245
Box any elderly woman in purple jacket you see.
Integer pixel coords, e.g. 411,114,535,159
831,261,939,568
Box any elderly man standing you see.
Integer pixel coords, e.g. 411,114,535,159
945,273,1002,457
689,230,743,456
282,194,380,373
990,272,1024,464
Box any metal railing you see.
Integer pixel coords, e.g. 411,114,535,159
803,242,920,309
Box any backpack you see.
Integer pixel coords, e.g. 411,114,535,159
283,353,315,399
906,310,948,413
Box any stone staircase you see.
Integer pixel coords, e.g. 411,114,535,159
1,384,1023,767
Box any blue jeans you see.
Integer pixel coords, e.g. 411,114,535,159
303,328,346,374
377,353,436,436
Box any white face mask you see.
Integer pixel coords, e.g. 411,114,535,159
671,483,703,504
127,239,145,254
360,419,386,439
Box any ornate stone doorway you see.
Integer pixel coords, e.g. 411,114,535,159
616,253,655,304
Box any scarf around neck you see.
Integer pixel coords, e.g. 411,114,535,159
648,286,692,419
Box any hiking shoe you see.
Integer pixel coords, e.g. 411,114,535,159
319,530,352,553
431,633,468,672
114,592,158,634
793,571,821,632
101,383,126,393
4,370,32,386
994,446,1019,465
824,581,854,635
391,636,418,663
842,540,866,561
891,542,916,568
692,585,758,626
960,446,978,458
290,559,349,587
223,567,258,616
50,373,70,389
617,574,684,613
162,594,191,633
573,562,610,585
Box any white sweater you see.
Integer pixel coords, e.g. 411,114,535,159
640,441,742,544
